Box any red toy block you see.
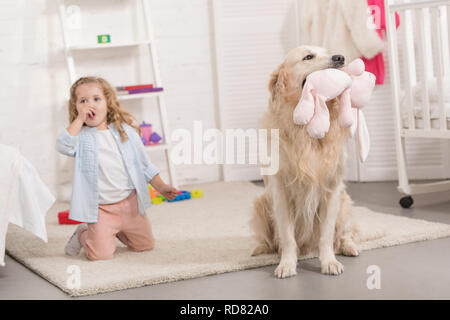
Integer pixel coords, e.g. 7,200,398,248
58,210,83,225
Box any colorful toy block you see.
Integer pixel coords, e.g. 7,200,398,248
181,190,191,200
147,185,203,204
191,189,203,198
58,210,83,225
151,197,163,204
150,189,159,199
168,190,191,202
97,34,111,44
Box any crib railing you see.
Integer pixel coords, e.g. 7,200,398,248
387,0,450,137
385,0,450,206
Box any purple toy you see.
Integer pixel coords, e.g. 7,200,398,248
150,132,162,144
139,121,152,145
128,87,163,94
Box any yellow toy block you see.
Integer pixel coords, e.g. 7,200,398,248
151,197,163,204
191,189,203,198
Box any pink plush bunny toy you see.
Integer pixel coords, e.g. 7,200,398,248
293,58,375,162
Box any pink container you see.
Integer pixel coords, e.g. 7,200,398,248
139,121,152,145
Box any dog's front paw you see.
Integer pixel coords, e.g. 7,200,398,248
321,259,344,275
274,260,297,278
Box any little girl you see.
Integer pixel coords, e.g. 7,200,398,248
56,76,178,261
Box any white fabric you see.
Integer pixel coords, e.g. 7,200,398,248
0,144,55,266
97,129,134,205
357,110,370,162
0,145,21,266
350,109,370,162
299,0,384,62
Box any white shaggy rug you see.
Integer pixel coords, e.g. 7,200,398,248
5,181,450,297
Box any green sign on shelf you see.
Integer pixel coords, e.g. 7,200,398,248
97,34,111,44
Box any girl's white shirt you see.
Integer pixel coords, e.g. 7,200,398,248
97,129,134,204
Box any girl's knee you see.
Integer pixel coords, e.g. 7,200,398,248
83,240,116,261
85,250,114,261
131,238,155,252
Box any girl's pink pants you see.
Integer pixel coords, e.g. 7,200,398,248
78,190,155,261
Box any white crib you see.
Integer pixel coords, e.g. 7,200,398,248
385,0,450,208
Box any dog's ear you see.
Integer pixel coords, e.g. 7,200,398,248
268,64,289,99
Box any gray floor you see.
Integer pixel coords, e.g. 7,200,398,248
1,181,450,300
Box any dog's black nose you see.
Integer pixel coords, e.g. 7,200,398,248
332,55,345,63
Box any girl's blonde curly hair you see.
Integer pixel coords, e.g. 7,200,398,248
68,76,140,142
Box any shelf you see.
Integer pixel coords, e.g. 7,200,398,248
144,143,168,152
68,40,151,51
59,0,177,187
117,91,163,101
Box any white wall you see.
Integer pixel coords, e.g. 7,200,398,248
213,0,299,181
0,0,221,200
4,0,444,200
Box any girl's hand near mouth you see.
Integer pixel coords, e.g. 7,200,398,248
77,105,96,122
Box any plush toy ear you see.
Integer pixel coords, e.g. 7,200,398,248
338,88,354,128
293,81,315,125
306,95,330,139
268,64,289,100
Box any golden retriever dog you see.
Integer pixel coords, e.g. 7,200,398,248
250,45,360,278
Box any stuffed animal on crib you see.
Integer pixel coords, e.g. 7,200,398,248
293,58,375,161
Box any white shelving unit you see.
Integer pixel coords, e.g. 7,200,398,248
57,0,177,188
68,40,152,51
117,91,163,101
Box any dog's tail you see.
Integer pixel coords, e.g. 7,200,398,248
250,193,277,255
